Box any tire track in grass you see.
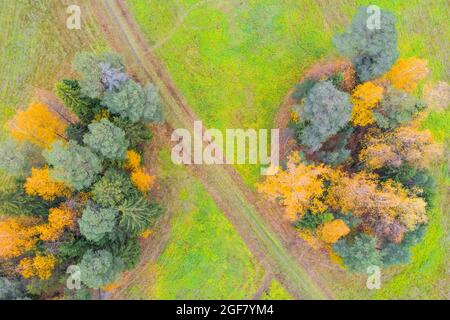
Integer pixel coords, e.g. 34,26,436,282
90,0,331,300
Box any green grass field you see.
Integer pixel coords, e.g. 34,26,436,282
123,149,264,299
127,0,449,186
127,0,449,299
0,0,107,186
260,279,293,300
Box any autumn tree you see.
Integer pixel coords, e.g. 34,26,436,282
320,219,350,244
124,150,142,171
83,118,129,160
257,154,330,221
351,81,384,126
79,249,122,289
360,126,442,170
17,254,57,280
43,140,102,190
102,80,163,124
334,7,398,81
131,169,155,193
295,81,352,151
0,218,39,259
385,57,429,93
37,204,77,242
8,102,67,148
25,167,72,201
326,171,427,232
78,203,118,243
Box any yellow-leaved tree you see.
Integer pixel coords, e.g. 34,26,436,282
8,102,67,148
0,218,39,259
256,154,329,221
25,167,72,201
351,81,384,126
36,204,77,242
131,169,155,193
17,254,57,280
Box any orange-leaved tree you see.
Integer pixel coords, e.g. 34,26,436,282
8,102,67,148
0,217,39,259
131,169,155,193
385,57,429,93
319,219,350,244
257,154,330,221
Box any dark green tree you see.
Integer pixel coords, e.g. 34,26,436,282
295,81,352,151
117,196,162,235
102,80,163,124
91,169,138,208
334,6,398,81
43,140,102,191
55,79,103,124
79,249,122,289
78,203,119,243
333,233,382,272
83,118,129,160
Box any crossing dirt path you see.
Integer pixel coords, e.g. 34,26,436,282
89,0,340,299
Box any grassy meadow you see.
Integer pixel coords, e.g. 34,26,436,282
126,0,449,299
123,149,264,299
127,0,449,186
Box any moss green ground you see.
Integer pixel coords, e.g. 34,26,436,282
124,149,264,299
127,0,449,299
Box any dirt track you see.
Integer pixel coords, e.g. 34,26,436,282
89,0,340,300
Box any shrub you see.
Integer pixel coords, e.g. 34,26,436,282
296,81,352,152
381,242,410,266
43,140,102,191
334,6,398,81
83,118,129,160
333,234,382,272
293,211,333,230
0,277,26,300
